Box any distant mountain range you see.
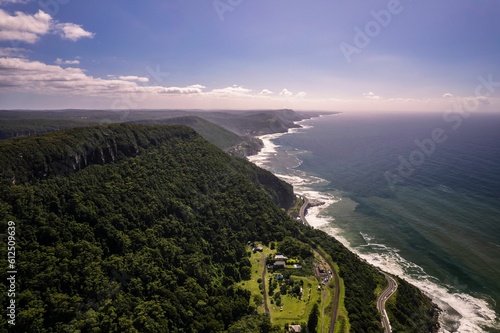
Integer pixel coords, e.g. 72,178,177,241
0,109,336,157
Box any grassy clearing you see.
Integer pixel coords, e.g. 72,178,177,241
269,275,322,328
240,243,331,332
239,243,276,312
240,242,350,333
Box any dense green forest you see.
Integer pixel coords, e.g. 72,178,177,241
129,116,263,157
0,124,437,332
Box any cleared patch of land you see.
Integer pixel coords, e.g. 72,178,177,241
240,241,340,332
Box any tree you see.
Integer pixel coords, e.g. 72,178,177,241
307,303,319,333
278,237,312,258
253,294,263,307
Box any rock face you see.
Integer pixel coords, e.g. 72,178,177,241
0,123,295,210
0,124,196,184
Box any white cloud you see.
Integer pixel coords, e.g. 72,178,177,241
54,22,94,41
0,57,204,96
478,96,490,105
259,89,274,95
0,9,94,43
363,91,381,100
442,93,454,98
209,85,252,97
161,85,206,94
119,75,149,83
54,58,80,65
0,9,51,43
279,88,293,97
296,91,307,98
0,47,27,57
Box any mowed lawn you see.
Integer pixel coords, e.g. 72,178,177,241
269,275,322,329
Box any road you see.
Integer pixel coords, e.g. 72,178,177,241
261,253,271,318
377,272,398,333
315,250,340,333
298,194,340,333
297,194,310,225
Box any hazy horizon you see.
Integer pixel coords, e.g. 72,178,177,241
1,1,499,112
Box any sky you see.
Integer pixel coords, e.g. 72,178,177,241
0,0,499,112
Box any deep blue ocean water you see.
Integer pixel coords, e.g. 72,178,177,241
249,112,500,332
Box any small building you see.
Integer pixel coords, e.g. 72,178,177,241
274,273,284,280
289,324,302,332
273,261,286,270
274,254,288,261
252,246,263,253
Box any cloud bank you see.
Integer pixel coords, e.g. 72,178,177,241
0,9,94,43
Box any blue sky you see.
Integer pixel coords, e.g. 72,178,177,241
0,0,499,111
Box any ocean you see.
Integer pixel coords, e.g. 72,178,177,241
248,112,500,333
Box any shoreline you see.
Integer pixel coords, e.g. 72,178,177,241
246,114,489,333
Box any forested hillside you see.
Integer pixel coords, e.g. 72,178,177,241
0,124,437,332
0,124,297,332
129,116,263,157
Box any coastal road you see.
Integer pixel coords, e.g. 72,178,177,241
297,194,310,226
377,272,398,333
299,194,340,333
316,250,340,333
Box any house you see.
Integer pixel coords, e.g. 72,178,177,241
289,324,302,332
274,254,288,261
273,261,286,270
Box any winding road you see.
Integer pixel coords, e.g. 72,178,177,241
377,272,398,333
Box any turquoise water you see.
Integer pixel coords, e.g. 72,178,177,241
249,112,500,332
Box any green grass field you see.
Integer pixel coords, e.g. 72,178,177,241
239,243,276,312
240,243,336,333
269,275,322,328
